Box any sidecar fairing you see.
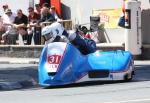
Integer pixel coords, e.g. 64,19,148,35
38,42,134,86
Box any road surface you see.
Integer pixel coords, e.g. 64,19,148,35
0,61,150,103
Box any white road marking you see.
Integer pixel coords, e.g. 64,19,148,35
103,98,150,103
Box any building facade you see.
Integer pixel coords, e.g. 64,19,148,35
61,0,150,44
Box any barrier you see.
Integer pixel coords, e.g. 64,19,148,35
1,20,72,45
38,19,72,30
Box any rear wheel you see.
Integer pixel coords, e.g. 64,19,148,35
124,60,134,82
124,71,134,82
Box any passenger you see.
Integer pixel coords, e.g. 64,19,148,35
42,22,96,55
77,25,91,39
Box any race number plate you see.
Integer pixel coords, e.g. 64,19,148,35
45,42,67,73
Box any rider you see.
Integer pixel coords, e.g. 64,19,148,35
42,22,96,55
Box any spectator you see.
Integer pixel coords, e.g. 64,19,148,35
2,9,15,24
50,6,60,21
1,4,16,20
42,3,50,8
28,7,41,45
0,15,4,44
118,0,129,28
35,4,41,15
1,9,17,44
40,7,55,22
28,7,41,23
1,4,9,24
13,9,29,45
2,4,9,13
122,0,129,23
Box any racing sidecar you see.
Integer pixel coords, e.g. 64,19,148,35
38,42,134,86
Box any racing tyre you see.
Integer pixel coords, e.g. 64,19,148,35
124,71,134,82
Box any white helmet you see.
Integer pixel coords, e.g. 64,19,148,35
42,22,65,41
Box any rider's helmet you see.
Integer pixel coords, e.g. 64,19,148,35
42,22,65,43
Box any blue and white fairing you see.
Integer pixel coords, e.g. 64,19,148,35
39,42,134,86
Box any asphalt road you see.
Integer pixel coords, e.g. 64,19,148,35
0,61,150,103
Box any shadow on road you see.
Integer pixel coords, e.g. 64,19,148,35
44,81,130,89
134,65,150,81
1,64,150,90
44,65,150,89
0,65,38,91
0,66,38,81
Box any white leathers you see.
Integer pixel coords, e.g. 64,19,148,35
42,22,65,43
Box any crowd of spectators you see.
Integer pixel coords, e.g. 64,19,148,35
0,3,61,45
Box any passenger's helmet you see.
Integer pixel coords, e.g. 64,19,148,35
42,22,64,42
